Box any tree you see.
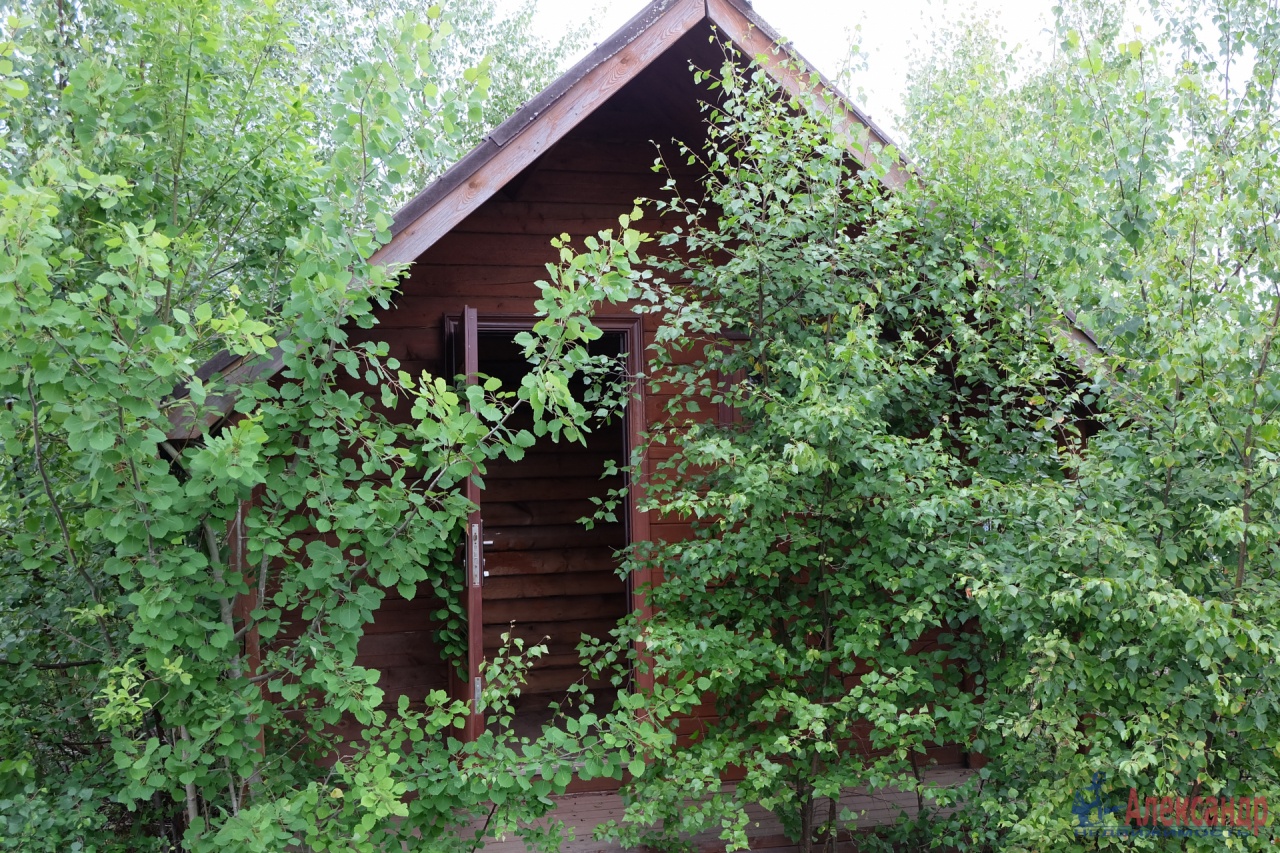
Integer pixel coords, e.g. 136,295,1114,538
0,0,644,850
8,0,1279,849
902,0,1280,846
596,52,1070,852
599,1,1280,849
279,0,595,206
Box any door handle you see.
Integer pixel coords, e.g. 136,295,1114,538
469,523,481,588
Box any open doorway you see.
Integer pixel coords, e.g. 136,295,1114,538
446,311,638,740
479,329,629,737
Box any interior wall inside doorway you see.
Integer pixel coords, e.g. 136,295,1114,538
477,330,630,738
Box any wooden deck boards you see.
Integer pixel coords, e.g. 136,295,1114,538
476,767,972,852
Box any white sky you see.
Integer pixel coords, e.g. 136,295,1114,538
515,0,1061,139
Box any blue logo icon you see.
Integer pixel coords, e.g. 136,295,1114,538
1073,773,1122,827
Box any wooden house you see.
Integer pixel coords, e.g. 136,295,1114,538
170,0,977,845
175,0,903,731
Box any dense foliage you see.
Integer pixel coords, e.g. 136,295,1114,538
904,0,1280,847
602,1,1280,850
602,54,1078,852
5,0,1280,849
0,0,645,849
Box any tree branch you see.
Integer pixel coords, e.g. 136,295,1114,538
0,658,100,670
27,382,116,658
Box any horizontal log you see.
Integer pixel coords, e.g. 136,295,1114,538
401,264,549,294
360,651,440,672
379,581,448,604
370,663,449,695
484,423,629,455
529,137,695,175
344,327,444,363
485,523,625,551
482,617,625,654
484,452,617,480
369,594,446,614
644,521,699,543
417,232,563,267
483,546,620,576
482,499,601,527
481,476,621,503
645,392,717,425
454,203,687,237
516,664,614,696
373,293,646,341
508,169,668,206
483,570,626,601
356,630,441,660
484,593,628,626
371,295,543,326
481,649,586,670
356,607,444,635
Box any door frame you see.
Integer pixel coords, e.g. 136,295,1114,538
443,311,653,738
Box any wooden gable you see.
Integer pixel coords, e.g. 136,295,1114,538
330,2,902,736
377,0,902,269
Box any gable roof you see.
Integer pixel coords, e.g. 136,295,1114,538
379,0,904,268
166,0,907,439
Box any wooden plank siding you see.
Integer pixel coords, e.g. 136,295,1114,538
370,0,710,268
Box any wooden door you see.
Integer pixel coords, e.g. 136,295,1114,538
447,313,646,742
458,305,485,741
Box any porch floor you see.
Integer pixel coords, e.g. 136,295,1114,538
476,767,972,851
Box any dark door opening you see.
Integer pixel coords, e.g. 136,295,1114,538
478,330,629,738
448,309,634,740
